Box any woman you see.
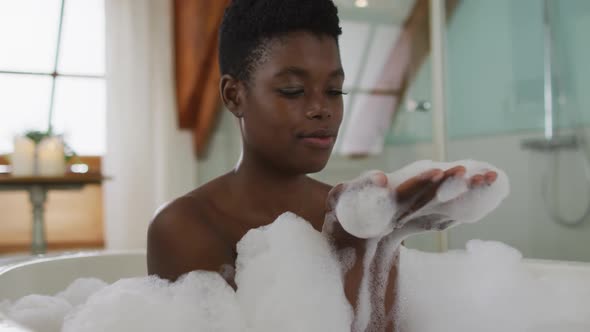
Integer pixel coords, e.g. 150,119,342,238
147,0,496,330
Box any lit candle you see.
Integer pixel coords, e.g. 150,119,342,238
11,136,36,176
37,136,66,176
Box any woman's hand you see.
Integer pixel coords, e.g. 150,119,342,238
322,165,499,332
323,166,498,241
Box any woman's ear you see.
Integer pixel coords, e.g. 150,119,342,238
220,74,244,118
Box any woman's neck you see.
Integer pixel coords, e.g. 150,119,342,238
231,150,312,215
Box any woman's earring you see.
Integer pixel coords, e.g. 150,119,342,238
235,112,243,118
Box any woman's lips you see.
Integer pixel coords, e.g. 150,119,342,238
300,136,335,149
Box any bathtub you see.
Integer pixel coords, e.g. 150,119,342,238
0,250,589,331
520,257,590,279
0,250,146,302
2,249,590,300
0,251,144,331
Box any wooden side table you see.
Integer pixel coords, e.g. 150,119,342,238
0,174,107,255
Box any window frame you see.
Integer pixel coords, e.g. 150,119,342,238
0,0,106,137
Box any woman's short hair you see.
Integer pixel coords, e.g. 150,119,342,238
219,0,342,82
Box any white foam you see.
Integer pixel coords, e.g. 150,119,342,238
398,240,590,332
331,160,510,330
62,272,244,332
436,176,468,202
352,238,380,332
336,160,510,240
56,278,107,307
0,311,33,332
3,225,589,332
5,295,71,332
2,213,351,332
235,212,352,331
0,161,540,332
336,183,396,239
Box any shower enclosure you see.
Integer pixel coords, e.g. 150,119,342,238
198,0,590,262
399,0,590,261
322,0,590,262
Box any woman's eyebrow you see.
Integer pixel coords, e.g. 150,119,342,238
274,66,308,78
330,68,345,79
274,66,345,79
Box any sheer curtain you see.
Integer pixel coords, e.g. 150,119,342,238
103,0,197,249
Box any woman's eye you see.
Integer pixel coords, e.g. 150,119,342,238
278,88,304,97
327,89,348,96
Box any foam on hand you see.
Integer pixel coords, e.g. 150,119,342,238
436,176,468,203
335,160,510,240
335,181,396,238
329,160,510,331
427,160,510,224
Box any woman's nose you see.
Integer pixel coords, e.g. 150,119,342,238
305,94,331,120
305,107,331,120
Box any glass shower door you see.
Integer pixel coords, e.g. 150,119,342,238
443,0,590,261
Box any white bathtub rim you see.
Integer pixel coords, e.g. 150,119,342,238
0,249,146,276
2,250,590,277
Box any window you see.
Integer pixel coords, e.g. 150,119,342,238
0,0,106,156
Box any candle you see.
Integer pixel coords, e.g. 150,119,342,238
11,136,36,176
37,136,66,176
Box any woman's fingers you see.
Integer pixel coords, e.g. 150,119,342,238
395,169,444,202
395,178,447,222
469,174,485,187
444,165,466,178
369,171,388,187
469,171,497,188
329,167,498,228
395,166,465,222
484,171,497,185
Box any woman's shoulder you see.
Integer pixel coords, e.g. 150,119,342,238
147,175,235,280
153,173,231,222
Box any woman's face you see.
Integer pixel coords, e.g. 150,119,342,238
237,31,345,175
